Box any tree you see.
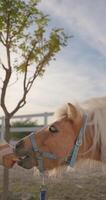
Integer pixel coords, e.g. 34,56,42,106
0,0,69,199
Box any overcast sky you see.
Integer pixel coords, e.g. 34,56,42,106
0,0,106,116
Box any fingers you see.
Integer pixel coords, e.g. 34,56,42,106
3,154,18,168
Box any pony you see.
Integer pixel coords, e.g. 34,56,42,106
15,97,106,172
0,139,17,168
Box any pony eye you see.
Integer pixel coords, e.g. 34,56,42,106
49,126,58,134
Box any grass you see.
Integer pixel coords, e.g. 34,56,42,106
0,164,106,200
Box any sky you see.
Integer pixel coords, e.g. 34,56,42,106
0,0,106,116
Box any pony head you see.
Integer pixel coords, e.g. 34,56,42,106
15,97,106,171
15,102,97,171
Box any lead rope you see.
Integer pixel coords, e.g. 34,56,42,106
39,173,47,200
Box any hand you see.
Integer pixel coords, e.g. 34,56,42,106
0,143,18,168
3,153,18,168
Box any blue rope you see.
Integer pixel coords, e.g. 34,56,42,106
39,186,47,200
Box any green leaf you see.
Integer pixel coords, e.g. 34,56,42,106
17,62,27,72
0,0,70,76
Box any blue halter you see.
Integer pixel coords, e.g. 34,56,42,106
29,113,88,172
29,133,58,173
67,113,88,167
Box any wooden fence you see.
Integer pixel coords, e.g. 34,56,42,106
0,112,54,140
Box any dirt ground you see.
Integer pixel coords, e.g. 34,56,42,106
0,161,106,200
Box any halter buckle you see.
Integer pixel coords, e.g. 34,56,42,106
76,138,82,146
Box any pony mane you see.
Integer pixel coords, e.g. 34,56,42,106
55,97,106,163
82,97,106,163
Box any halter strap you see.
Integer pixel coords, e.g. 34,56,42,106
66,113,88,167
29,133,58,173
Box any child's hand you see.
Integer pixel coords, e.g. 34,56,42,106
0,143,18,168
3,153,18,168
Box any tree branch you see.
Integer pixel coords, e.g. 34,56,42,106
0,9,12,116
10,12,32,41
10,90,27,117
0,68,11,116
10,50,52,117
0,32,6,46
0,58,7,71
9,41,38,117
26,50,52,93
18,40,38,91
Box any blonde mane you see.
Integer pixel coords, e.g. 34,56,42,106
56,97,106,163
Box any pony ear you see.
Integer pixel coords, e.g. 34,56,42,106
67,103,77,120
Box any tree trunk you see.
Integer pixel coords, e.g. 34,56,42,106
2,116,11,200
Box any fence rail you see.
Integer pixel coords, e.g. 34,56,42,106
9,126,43,133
